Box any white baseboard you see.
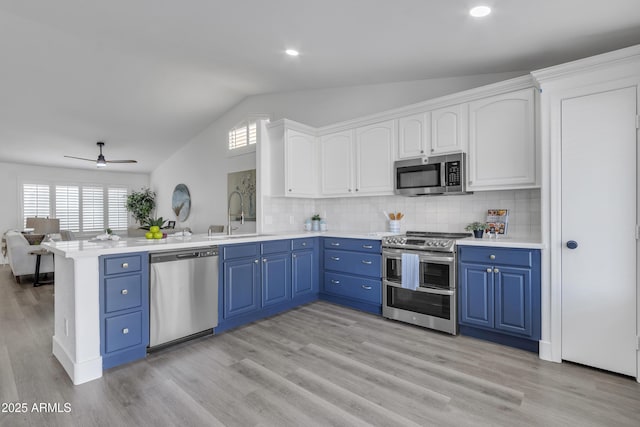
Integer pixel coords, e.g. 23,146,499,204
52,335,102,385
538,340,560,362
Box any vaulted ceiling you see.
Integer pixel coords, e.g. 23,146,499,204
1,0,639,172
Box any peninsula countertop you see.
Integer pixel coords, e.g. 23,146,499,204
42,231,397,258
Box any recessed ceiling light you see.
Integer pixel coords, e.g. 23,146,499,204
469,5,491,18
285,49,299,57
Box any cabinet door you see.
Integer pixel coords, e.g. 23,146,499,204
468,88,535,190
431,104,467,154
459,262,494,328
320,130,353,195
223,258,260,319
494,266,533,337
261,253,291,307
285,129,317,197
398,112,429,159
292,249,316,297
354,120,395,194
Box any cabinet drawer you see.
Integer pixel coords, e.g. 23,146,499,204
324,272,381,304
261,240,291,254
222,243,258,260
104,311,143,353
324,249,381,278
323,238,380,253
292,238,315,251
104,254,142,275
458,246,534,268
104,274,143,313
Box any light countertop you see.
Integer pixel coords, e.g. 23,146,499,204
456,235,544,250
42,231,396,258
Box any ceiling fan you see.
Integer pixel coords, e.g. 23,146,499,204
64,141,137,168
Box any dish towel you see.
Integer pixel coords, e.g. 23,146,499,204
401,253,420,291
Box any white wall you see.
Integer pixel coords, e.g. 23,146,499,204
151,71,526,233
0,161,149,261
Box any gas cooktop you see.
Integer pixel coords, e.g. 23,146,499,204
382,231,471,252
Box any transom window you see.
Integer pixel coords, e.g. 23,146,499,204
228,121,257,150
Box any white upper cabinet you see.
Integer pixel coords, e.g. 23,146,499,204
430,104,467,154
319,120,396,197
354,120,396,194
467,88,536,190
285,129,317,197
320,130,354,195
398,112,430,159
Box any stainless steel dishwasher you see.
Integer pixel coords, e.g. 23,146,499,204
149,246,218,350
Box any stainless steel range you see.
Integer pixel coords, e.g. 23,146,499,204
382,231,470,334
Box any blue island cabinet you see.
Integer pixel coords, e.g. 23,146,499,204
458,246,541,352
217,238,319,333
99,252,149,369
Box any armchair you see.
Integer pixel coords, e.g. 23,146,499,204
5,231,54,283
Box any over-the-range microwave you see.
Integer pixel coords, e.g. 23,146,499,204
394,152,470,196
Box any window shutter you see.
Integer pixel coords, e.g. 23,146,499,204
55,185,80,232
228,121,257,150
108,187,128,231
23,184,50,227
82,186,104,232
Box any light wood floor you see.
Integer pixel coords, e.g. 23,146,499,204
1,265,639,427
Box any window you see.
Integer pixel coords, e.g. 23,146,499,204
228,121,257,150
108,187,128,231
55,185,80,232
22,184,51,227
82,186,104,232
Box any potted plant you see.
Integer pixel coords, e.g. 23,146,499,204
311,214,321,231
140,217,169,239
465,221,488,239
126,187,156,226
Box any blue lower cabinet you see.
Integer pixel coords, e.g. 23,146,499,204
217,239,319,333
99,252,149,369
292,249,317,297
224,256,260,318
458,246,541,352
320,238,382,315
261,253,291,307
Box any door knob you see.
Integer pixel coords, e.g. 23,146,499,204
566,240,578,249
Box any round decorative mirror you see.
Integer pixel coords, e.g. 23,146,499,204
172,184,191,222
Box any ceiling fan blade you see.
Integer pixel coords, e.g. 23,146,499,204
64,155,97,162
106,159,138,164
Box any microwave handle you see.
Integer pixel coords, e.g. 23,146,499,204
440,162,446,186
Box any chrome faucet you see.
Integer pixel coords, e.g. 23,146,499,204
227,190,245,235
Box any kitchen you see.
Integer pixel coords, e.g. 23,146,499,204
1,1,640,426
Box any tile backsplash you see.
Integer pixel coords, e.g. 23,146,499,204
262,189,540,238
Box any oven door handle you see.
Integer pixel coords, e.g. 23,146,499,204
384,281,455,296
383,250,455,264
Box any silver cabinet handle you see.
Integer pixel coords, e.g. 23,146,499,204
489,255,496,260
122,328,129,334
292,254,297,258
486,268,492,273
361,260,372,265
263,258,267,263
121,289,128,295
494,268,499,273
361,285,372,290
331,256,340,261
288,189,292,192
302,242,307,246
362,245,373,249
330,242,340,246
355,188,359,192
254,259,259,264
122,262,129,268
331,279,340,284
348,189,352,192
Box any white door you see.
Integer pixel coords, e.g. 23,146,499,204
561,86,637,377
319,130,353,196
355,120,395,194
430,104,467,154
398,112,429,159
285,129,316,197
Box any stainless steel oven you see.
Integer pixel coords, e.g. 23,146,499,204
382,231,469,335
